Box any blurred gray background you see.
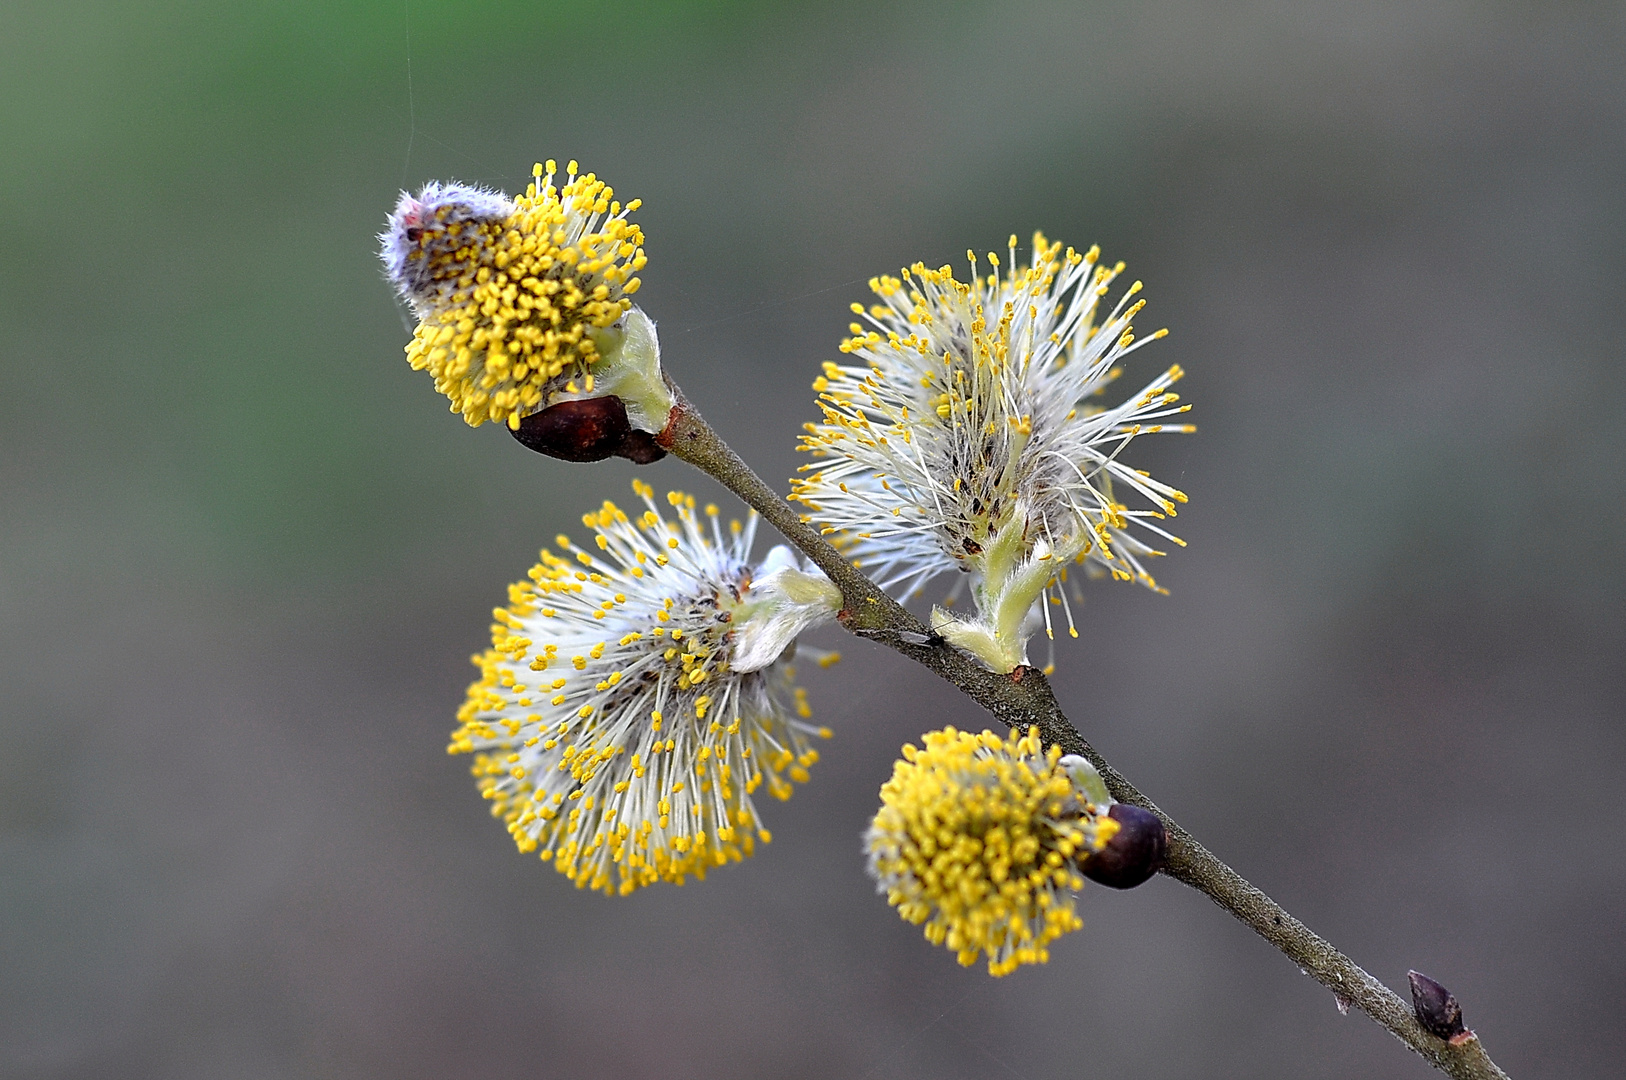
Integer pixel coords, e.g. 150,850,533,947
2,1,1622,1077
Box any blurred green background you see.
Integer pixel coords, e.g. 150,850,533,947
3,1,1623,1077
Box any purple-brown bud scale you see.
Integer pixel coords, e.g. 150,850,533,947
1079,803,1167,889
1408,970,1470,1043
510,397,666,464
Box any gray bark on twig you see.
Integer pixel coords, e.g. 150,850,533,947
656,388,1512,1080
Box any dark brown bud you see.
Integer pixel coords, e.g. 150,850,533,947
1080,803,1167,889
1408,970,1470,1043
510,396,666,464
616,427,667,465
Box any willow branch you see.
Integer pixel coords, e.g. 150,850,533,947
655,388,1511,1080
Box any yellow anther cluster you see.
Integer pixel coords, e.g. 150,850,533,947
865,726,1117,976
448,482,831,895
793,231,1194,671
402,161,647,429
